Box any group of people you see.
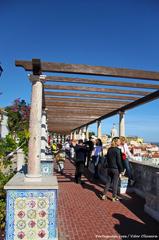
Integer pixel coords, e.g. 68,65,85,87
53,135,135,202
101,136,135,202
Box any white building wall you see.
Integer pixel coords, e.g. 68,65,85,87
0,112,9,138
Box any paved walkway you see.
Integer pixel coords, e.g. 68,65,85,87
56,159,159,240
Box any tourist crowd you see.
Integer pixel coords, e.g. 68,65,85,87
49,135,135,202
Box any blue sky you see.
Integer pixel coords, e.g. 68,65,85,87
1,0,159,142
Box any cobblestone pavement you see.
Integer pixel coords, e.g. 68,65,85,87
56,159,159,240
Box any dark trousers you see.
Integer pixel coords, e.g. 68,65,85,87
103,168,119,198
86,151,92,167
75,161,85,183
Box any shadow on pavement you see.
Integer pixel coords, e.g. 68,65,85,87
113,213,159,239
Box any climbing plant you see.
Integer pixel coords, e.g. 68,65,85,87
5,98,30,155
0,99,30,234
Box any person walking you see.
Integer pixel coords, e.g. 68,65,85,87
84,136,94,167
55,144,66,174
92,138,103,179
101,137,123,202
119,136,135,186
73,139,87,184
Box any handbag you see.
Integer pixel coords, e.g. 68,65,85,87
122,145,127,160
122,152,127,160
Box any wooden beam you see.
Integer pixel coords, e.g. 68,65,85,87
45,97,131,104
29,75,159,89
47,113,100,117
46,108,112,113
32,59,42,75
47,115,98,119
44,91,139,101
73,90,159,131
48,124,85,129
44,84,150,96
46,106,118,112
16,60,159,80
46,109,112,115
45,101,125,108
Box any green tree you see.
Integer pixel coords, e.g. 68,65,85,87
5,98,30,155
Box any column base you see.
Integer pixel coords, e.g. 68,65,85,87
4,173,58,240
25,174,42,182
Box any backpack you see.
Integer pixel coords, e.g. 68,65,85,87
52,143,57,151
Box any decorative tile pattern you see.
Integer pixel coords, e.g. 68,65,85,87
5,189,57,240
41,161,54,176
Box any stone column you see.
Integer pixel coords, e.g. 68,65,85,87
81,128,85,141
41,109,47,160
0,111,9,138
119,111,125,137
78,129,82,140
17,149,25,172
70,132,73,139
97,120,102,139
74,131,77,140
26,78,43,179
86,125,89,140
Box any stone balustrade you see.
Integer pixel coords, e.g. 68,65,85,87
130,160,159,222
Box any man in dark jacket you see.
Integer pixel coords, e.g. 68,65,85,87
73,139,87,184
101,137,123,201
84,136,94,167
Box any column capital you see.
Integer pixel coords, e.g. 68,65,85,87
28,74,46,83
118,110,125,115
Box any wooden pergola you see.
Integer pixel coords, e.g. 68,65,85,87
16,59,159,135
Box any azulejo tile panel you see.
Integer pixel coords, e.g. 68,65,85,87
5,189,57,240
41,161,54,176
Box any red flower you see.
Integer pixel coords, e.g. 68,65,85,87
17,211,25,219
38,230,46,238
17,231,25,239
39,210,46,217
28,220,36,228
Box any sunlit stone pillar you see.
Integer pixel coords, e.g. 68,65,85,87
4,67,58,240
119,111,125,137
0,110,9,138
17,149,25,172
97,120,102,139
41,109,47,160
78,129,82,140
74,131,77,140
70,132,73,139
86,125,89,140
26,78,43,179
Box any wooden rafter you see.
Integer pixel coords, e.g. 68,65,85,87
45,97,131,104
44,84,150,96
30,75,159,89
15,59,159,133
73,90,159,131
44,91,139,101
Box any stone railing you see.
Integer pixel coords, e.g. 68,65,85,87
130,160,159,222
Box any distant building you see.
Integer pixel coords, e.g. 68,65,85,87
0,109,9,138
110,123,118,138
